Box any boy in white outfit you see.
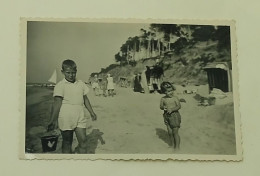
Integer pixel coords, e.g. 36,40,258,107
48,59,97,153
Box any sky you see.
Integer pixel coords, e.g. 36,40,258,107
26,21,150,83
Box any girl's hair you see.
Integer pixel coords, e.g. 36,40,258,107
62,59,77,70
160,81,176,93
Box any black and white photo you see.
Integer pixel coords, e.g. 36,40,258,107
20,19,241,160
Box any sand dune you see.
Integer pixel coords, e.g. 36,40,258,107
25,85,236,155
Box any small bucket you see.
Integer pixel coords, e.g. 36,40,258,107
41,135,58,152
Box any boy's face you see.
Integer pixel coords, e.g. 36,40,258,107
62,67,77,83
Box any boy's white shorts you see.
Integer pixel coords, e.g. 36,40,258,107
58,104,87,130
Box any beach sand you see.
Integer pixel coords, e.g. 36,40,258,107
25,85,236,155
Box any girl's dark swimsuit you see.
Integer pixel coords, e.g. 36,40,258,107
163,111,181,128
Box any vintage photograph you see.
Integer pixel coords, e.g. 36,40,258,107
21,19,241,160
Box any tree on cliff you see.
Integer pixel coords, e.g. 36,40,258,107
115,24,231,66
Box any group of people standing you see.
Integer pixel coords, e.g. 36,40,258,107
91,74,115,97
133,59,164,94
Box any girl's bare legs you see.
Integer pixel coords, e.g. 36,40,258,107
166,125,174,148
172,127,180,150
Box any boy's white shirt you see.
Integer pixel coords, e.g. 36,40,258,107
53,78,89,105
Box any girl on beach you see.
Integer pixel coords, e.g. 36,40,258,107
160,82,181,150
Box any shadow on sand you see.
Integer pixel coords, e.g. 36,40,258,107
155,128,171,146
86,129,105,154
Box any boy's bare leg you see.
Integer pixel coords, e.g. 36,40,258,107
166,125,174,147
61,130,73,153
172,128,180,150
75,127,87,153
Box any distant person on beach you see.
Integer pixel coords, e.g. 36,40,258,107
145,66,151,85
145,66,154,93
133,73,144,93
91,74,100,96
153,60,164,92
101,75,108,97
106,74,115,97
141,69,149,93
48,59,97,154
131,74,136,89
160,82,181,150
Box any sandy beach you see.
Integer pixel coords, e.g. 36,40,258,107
25,84,236,155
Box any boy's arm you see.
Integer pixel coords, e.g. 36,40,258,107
47,96,63,131
83,95,97,121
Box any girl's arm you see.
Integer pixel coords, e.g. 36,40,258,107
48,96,63,131
83,95,97,121
160,98,165,110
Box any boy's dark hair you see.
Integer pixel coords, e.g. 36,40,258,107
160,81,176,93
62,59,77,70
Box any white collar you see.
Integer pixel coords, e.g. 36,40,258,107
63,78,78,84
